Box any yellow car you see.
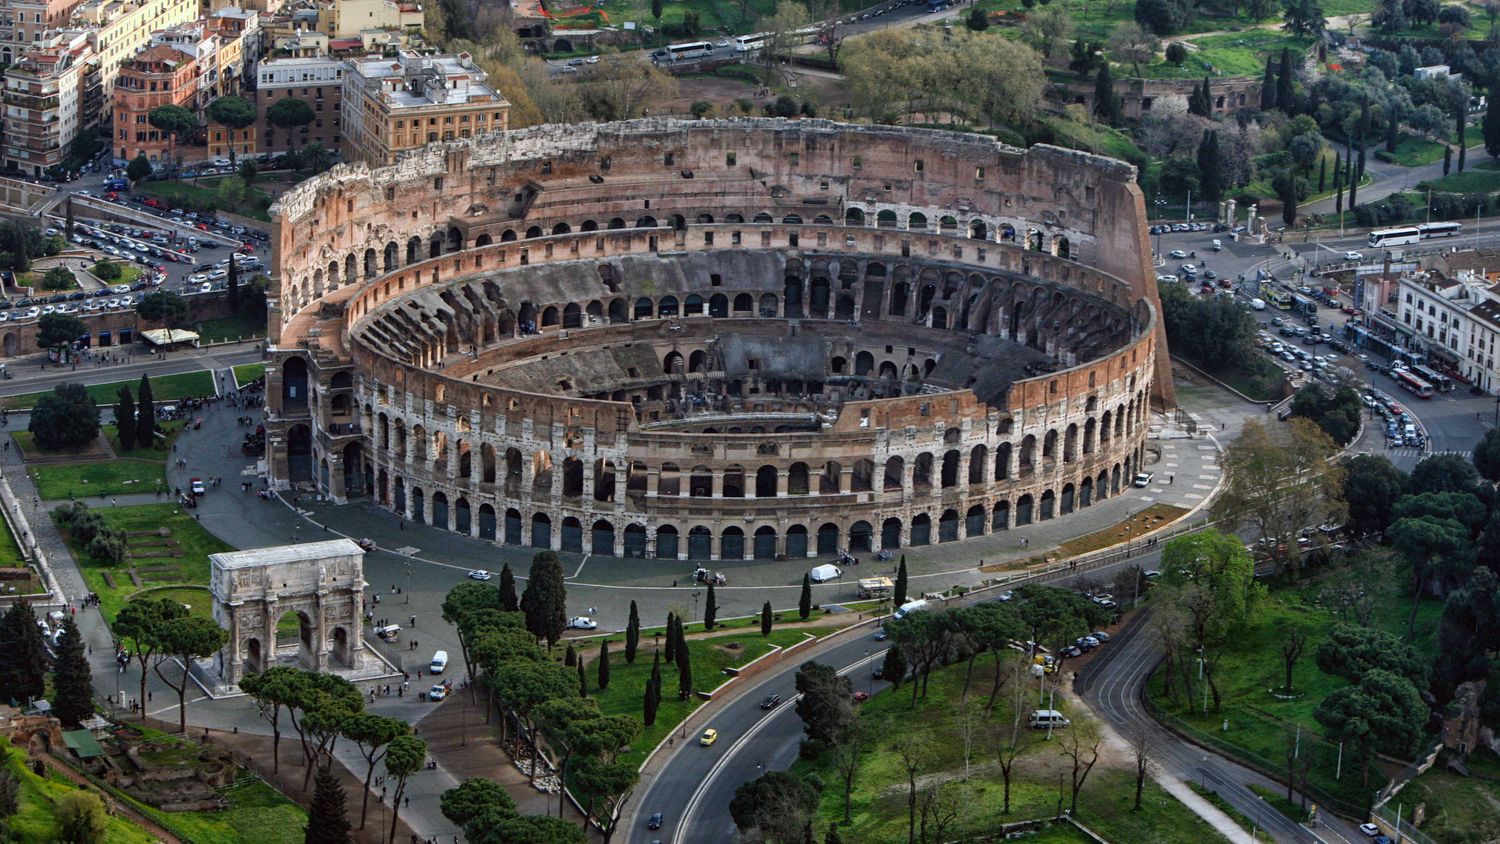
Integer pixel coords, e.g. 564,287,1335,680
700,729,718,747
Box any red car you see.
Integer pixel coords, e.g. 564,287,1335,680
142,198,161,208
852,691,870,702
105,191,119,201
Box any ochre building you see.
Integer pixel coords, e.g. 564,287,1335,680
263,119,1172,561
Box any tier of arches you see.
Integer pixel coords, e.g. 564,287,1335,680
361,457,1138,558
289,202,1090,320
358,391,1148,504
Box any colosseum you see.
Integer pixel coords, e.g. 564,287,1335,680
262,118,1172,561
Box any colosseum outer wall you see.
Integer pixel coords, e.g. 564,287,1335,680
262,119,1171,560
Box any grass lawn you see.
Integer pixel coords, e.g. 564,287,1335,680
1389,135,1451,167
94,262,141,286
232,363,265,388
584,628,831,770
1,371,216,410
54,502,235,623
138,178,273,223
1037,115,1147,166
0,508,27,568
1399,747,1500,843
3,750,156,844
197,314,267,344
138,773,305,844
1138,32,1314,80
1417,160,1500,194
129,585,215,621
790,653,1229,843
29,459,165,500
1146,566,1444,815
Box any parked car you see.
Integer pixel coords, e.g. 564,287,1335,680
467,569,491,580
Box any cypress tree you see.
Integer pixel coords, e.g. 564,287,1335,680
625,600,640,664
1457,108,1468,172
51,616,94,727
497,563,518,612
1483,92,1500,158
597,640,611,691
577,656,588,697
1444,143,1453,176
643,665,659,727
564,642,577,667
0,600,49,705
703,582,717,631
520,550,567,649
1332,151,1343,190
1197,130,1223,201
304,765,353,844
115,387,136,451
894,555,909,607
649,649,662,701
1261,55,1277,110
227,255,240,316
664,612,677,664
135,373,155,448
761,601,773,636
1317,156,1327,193
1093,64,1122,127
676,626,693,700
799,572,812,620
882,645,908,689
1276,47,1295,111
1386,109,1400,154
825,825,845,844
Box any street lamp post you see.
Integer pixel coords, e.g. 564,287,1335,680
692,591,700,623
404,560,410,605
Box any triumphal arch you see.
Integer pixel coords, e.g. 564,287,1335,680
210,539,374,687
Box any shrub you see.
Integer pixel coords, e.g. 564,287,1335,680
92,260,122,281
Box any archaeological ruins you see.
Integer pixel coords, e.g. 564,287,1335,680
261,118,1170,561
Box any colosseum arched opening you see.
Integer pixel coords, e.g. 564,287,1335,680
262,119,1170,560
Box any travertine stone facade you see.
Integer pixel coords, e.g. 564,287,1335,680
263,119,1171,560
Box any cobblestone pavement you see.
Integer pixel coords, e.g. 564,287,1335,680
8,360,1256,843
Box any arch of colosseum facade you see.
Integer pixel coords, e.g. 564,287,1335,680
260,119,1170,560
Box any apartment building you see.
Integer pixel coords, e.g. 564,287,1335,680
254,55,342,154
0,0,88,67
71,0,197,99
1393,269,1500,393
341,51,508,166
320,0,420,39
1,29,100,174
112,42,196,162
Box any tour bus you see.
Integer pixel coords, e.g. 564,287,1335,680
1417,221,1463,240
1368,227,1422,249
1411,363,1454,392
662,41,713,61
1394,369,1435,399
734,33,769,52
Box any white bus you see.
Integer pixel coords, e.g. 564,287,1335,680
1368,227,1421,248
734,33,769,52
1417,221,1463,239
663,41,713,61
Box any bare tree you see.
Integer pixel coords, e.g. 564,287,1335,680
952,700,980,781
1057,716,1103,813
1107,21,1159,77
991,676,1028,815
831,717,870,824
918,779,972,844
892,733,930,844
1131,725,1154,811
1280,627,1307,694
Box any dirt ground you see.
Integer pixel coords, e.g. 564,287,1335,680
656,71,852,117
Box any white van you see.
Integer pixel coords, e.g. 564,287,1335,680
893,599,929,620
429,650,449,674
1028,709,1070,729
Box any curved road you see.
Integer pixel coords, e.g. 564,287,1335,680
1076,610,1362,844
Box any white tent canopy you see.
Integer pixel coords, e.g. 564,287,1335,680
139,328,200,347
